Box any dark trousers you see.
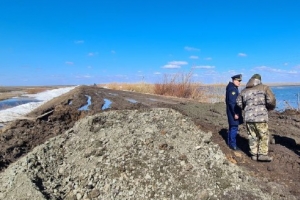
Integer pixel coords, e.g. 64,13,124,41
228,125,238,148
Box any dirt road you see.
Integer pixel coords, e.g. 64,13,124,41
0,85,299,197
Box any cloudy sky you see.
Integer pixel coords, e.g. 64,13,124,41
1,0,300,86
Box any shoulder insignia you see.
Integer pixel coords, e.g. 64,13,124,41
232,91,236,95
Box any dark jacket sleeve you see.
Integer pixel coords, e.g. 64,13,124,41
227,87,238,115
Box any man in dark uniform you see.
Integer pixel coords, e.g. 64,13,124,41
226,74,243,150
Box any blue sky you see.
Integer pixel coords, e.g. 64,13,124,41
1,0,300,86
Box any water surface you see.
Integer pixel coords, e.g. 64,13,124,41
0,97,40,111
78,95,91,111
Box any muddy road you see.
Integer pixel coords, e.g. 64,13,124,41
0,85,299,197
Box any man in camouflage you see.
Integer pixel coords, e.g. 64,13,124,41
236,74,276,161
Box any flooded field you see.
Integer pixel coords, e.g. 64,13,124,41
0,97,40,110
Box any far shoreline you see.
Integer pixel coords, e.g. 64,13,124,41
202,83,300,87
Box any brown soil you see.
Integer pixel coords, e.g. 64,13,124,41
0,85,299,197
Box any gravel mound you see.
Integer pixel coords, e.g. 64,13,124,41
0,108,281,199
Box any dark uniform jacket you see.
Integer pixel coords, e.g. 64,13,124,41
236,78,276,123
226,82,243,125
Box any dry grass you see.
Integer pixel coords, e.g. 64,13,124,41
24,88,49,94
101,82,154,94
102,72,226,103
153,72,201,98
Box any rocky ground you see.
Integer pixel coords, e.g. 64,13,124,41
0,85,299,199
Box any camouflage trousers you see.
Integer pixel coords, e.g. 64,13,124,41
246,122,270,156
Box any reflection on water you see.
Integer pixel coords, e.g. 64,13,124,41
0,97,40,111
102,99,112,110
78,95,91,111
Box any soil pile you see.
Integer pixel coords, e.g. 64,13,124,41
0,108,286,199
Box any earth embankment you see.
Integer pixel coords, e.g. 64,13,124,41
0,85,299,199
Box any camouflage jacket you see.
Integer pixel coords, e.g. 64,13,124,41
236,78,276,122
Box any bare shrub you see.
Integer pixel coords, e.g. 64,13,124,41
154,71,202,99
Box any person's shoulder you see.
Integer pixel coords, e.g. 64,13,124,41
259,84,271,91
226,85,236,93
239,87,248,94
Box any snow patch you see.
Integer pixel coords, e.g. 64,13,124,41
0,86,77,123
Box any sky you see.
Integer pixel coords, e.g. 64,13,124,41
1,0,300,86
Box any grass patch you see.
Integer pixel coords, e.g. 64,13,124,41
101,82,154,94
101,72,226,103
25,88,49,94
153,72,201,98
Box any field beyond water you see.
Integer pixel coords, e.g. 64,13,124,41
0,85,299,199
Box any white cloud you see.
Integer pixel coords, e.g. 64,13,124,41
193,65,215,69
88,52,98,56
168,61,188,65
162,61,188,69
65,61,74,65
238,53,247,57
184,46,200,51
154,72,161,75
74,40,84,44
228,70,238,75
189,55,199,59
284,63,289,66
255,66,297,74
204,57,212,60
162,64,181,69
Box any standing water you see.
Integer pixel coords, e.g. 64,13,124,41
201,84,300,112
0,97,40,111
78,95,91,111
271,85,300,111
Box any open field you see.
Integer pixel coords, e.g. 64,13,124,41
0,86,74,101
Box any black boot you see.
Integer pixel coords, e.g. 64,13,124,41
258,154,273,162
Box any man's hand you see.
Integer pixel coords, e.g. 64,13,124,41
234,114,239,120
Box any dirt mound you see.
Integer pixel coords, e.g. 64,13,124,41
0,85,299,198
0,108,286,199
